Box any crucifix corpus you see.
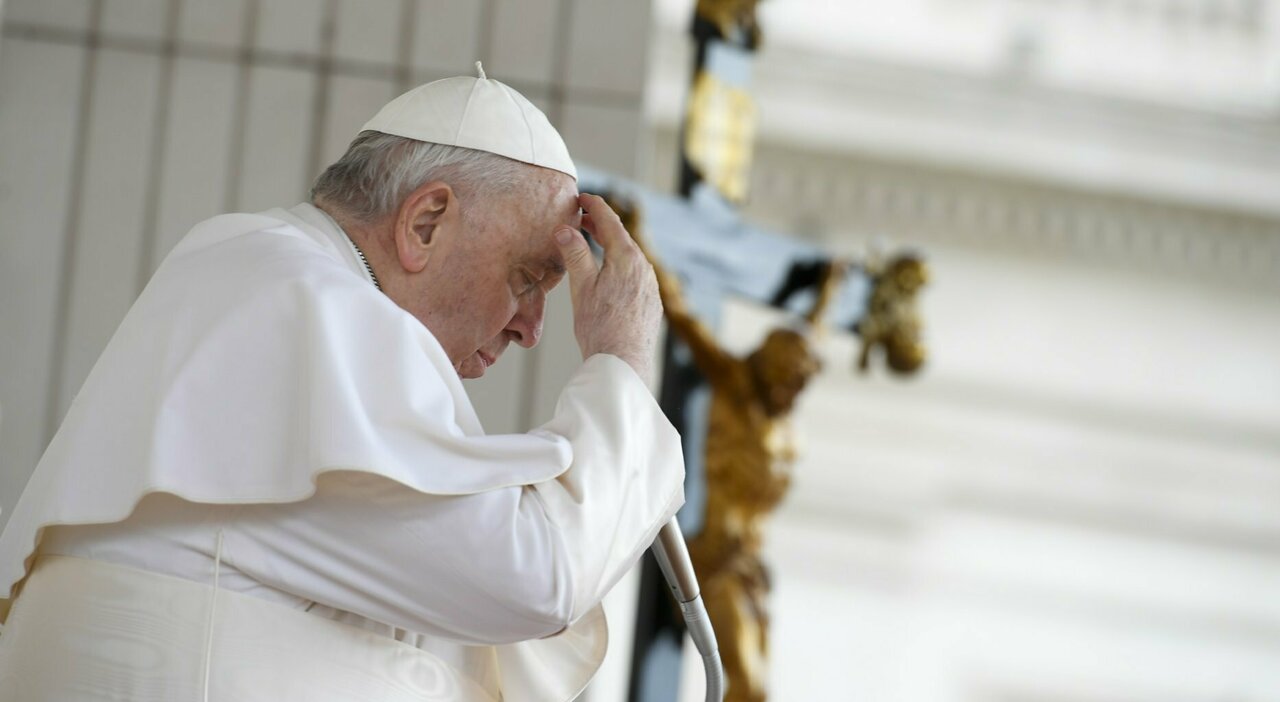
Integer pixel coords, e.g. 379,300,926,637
582,3,930,701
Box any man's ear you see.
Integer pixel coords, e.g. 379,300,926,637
394,180,454,273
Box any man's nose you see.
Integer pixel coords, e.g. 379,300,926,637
508,296,545,348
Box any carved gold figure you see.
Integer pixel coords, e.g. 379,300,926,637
856,253,928,374
613,197,839,702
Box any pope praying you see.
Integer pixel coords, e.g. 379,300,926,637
0,63,686,701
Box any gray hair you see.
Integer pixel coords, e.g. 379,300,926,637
310,130,533,224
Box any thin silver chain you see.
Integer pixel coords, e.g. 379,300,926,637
349,239,382,291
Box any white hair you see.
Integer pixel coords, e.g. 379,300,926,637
310,130,533,224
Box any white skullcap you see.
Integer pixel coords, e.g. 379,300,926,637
361,62,577,181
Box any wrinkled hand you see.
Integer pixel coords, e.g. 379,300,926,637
553,194,662,384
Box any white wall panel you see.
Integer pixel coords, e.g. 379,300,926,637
255,0,325,57
522,285,579,427
565,0,650,96
319,75,396,166
410,0,482,74
0,39,85,529
523,89,554,119
3,0,93,30
100,0,167,41
236,65,317,212
333,0,400,66
461,347,529,435
487,0,558,85
178,0,245,49
58,49,162,419
560,101,644,176
588,562,645,702
152,57,238,266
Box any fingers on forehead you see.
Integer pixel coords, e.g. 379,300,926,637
578,195,641,256
579,193,618,216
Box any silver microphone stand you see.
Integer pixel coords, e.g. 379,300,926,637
650,519,725,702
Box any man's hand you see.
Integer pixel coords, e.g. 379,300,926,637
553,194,661,384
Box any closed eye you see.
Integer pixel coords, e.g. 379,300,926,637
521,271,542,296
515,262,562,297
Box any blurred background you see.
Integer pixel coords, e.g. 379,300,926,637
2,0,1279,700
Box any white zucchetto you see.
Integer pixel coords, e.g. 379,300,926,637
362,61,577,181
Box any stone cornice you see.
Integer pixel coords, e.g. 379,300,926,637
646,127,1280,291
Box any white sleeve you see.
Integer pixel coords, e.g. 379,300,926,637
220,354,684,645
529,354,686,623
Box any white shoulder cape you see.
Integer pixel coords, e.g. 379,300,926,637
0,206,664,701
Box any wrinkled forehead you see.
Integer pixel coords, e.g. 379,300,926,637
530,168,581,221
515,170,580,273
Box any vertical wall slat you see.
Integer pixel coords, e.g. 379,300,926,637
560,101,645,176
151,57,239,267
410,0,482,74
178,0,245,49
0,39,87,527
564,0,650,97
34,0,102,481
235,65,318,212
134,0,181,293
303,0,337,193
100,0,167,41
57,49,163,418
254,0,324,58
333,0,400,66
393,0,417,92
320,75,396,166
487,0,559,86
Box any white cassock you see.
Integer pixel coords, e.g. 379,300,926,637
0,203,686,701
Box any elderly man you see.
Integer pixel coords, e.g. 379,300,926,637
0,68,684,701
